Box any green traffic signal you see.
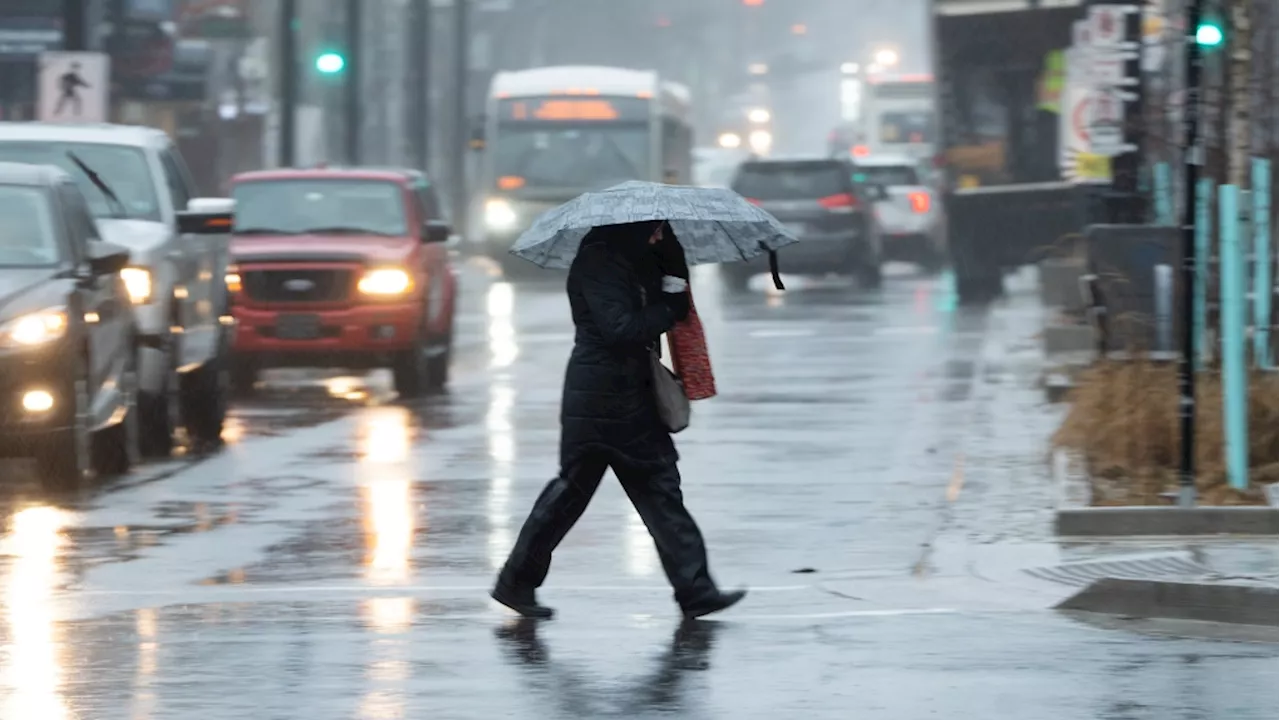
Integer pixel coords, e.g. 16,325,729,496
1195,22,1224,47
315,52,346,74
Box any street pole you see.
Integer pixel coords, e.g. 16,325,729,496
450,0,469,237
344,0,362,165
63,0,86,51
409,0,431,172
1177,0,1205,507
278,0,297,168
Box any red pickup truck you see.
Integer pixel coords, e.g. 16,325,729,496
226,167,458,398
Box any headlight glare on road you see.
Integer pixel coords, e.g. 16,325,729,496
0,307,68,348
358,268,412,296
748,130,773,154
119,267,153,304
484,198,517,231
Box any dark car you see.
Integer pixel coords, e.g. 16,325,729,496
725,157,885,290
226,167,458,398
0,162,140,490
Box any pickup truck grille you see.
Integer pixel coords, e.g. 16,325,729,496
242,268,353,304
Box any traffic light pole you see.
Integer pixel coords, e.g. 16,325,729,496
409,0,431,172
1177,0,1205,507
450,0,469,238
62,0,86,50
279,0,297,167
344,0,362,165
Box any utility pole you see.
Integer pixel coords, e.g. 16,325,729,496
63,0,86,51
450,0,469,237
344,0,362,165
278,0,297,167
408,0,431,172
1177,0,1206,507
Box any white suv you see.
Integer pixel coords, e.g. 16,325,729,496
0,123,234,455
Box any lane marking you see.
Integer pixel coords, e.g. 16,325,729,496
68,583,816,597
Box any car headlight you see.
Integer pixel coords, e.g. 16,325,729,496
0,307,68,348
358,268,412,295
485,198,518,231
119,267,153,304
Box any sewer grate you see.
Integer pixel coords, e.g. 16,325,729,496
1022,552,1213,587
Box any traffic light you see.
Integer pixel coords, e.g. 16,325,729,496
315,51,346,74
1194,21,1224,47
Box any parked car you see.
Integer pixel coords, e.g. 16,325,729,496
853,155,946,272
0,123,236,457
226,167,458,398
0,162,139,489
725,156,885,290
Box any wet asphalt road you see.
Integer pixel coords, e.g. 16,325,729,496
0,261,1275,719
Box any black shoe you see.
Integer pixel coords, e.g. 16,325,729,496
681,589,747,619
491,582,555,619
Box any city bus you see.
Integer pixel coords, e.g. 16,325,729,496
474,65,694,267
861,74,936,165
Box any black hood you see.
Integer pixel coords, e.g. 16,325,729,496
0,266,66,318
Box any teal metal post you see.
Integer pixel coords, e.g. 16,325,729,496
1252,158,1273,368
1153,162,1174,225
1218,185,1248,490
1194,178,1213,369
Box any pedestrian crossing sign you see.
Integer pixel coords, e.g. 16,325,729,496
37,51,110,123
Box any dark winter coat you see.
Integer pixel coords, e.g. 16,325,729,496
559,225,678,470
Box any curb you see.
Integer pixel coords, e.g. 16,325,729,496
1056,577,1279,626
1056,506,1280,536
1051,449,1280,536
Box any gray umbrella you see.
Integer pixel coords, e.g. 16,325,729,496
508,181,798,282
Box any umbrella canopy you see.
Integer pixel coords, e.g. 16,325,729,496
508,181,798,270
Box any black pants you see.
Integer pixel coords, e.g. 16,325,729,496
499,453,718,607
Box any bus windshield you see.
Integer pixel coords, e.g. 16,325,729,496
879,111,935,144
493,123,650,190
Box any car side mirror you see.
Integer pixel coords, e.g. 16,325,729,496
86,239,132,277
178,197,235,235
423,219,452,244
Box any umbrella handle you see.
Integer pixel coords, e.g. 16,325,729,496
768,249,785,291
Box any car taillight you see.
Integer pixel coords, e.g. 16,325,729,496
818,192,857,212
745,197,762,206
851,144,870,157
908,191,930,214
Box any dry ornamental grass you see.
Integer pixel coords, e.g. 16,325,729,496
1053,360,1279,506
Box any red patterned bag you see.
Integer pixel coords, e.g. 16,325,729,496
667,289,717,401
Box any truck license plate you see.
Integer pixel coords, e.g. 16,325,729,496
275,314,321,340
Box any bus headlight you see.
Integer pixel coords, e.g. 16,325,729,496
358,268,412,296
747,108,771,124
485,198,518,231
748,130,773,154
717,132,741,149
119,267,153,304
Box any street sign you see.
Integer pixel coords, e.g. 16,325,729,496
37,51,110,123
1087,5,1129,47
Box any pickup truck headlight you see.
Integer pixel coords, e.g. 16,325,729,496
484,198,517,231
119,267,153,304
358,268,412,296
0,307,68,348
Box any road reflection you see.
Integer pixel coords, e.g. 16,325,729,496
358,408,415,585
486,384,515,570
131,607,158,720
2,506,72,720
488,282,519,369
359,598,412,719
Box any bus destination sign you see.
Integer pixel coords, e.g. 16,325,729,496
498,96,649,123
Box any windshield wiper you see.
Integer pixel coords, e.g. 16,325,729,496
66,151,127,219
302,226,395,236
